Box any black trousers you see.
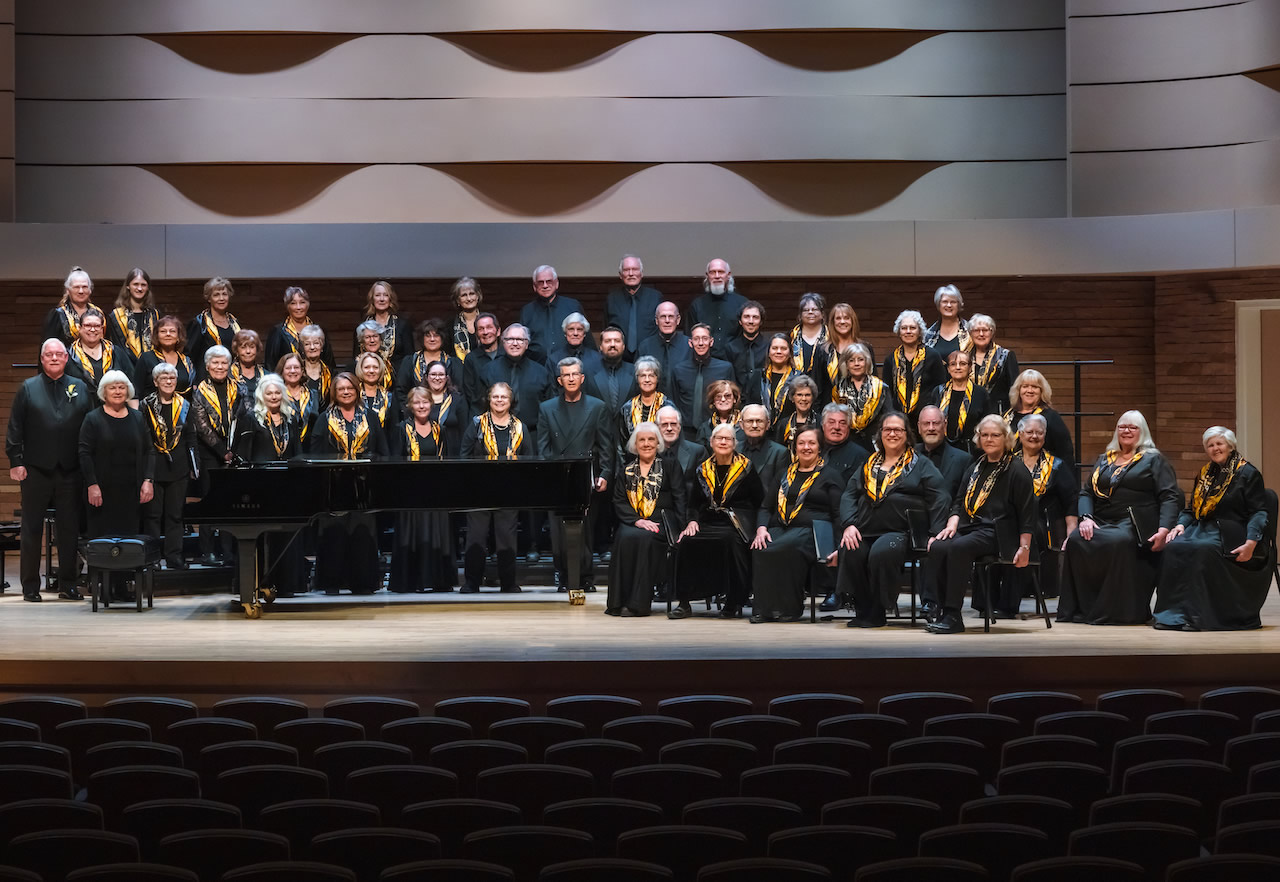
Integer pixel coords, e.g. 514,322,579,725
927,524,998,612
144,477,188,566
551,498,598,588
19,465,81,595
837,531,912,622
464,510,518,590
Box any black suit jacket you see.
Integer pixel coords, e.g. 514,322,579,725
585,359,639,415
668,438,707,479
604,284,663,357
481,354,553,429
537,394,614,483
670,356,736,433
6,372,95,471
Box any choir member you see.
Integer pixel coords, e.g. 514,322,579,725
924,414,1035,634
107,267,159,359
388,386,455,593
834,411,949,625
450,276,483,361
882,309,946,424
548,312,604,376
686,258,746,343
750,426,843,623
915,405,970,503
658,407,706,478
670,324,735,437
825,303,875,386
66,308,134,392
482,324,552,430
725,301,768,389
187,276,240,379
232,373,306,596
265,286,336,370
1003,369,1074,465
461,312,503,412
300,324,334,401
522,265,587,366
1060,411,1181,625
790,293,830,396
927,350,992,454
355,280,411,376
397,317,463,402
923,283,973,359
673,423,765,620
832,343,888,451
422,359,466,455
636,302,691,393
192,345,240,566
134,315,195,402
43,266,97,347
820,403,870,488
694,380,742,449
312,372,389,594
1155,427,1272,631
142,362,196,571
230,329,263,400
460,382,532,593
753,333,795,424
277,353,320,447
604,254,663,360
354,320,394,388
969,313,1019,413
585,326,637,418
356,352,396,433
7,339,95,601
538,357,613,592
1007,412,1078,609
607,421,686,617
775,374,820,449
620,357,667,449
739,404,790,494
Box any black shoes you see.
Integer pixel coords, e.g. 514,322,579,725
619,608,639,618
720,605,743,619
57,589,83,601
668,603,692,620
499,585,522,593
459,584,479,594
847,616,886,628
926,612,966,634
818,592,840,612
22,592,41,603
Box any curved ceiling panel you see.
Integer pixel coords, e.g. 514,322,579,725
16,0,1065,35
16,96,1066,163
17,32,1066,99
1070,0,1243,15
15,161,1066,223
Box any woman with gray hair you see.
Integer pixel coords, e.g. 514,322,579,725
882,309,945,423
923,283,972,359
1154,426,1273,630
832,343,887,450
43,265,98,347
79,370,154,542
1060,410,1181,625
265,285,335,371
142,361,196,570
968,313,1019,410
607,421,686,617
619,357,666,447
774,374,820,448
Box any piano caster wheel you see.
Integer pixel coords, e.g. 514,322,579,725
241,602,262,619
259,588,277,605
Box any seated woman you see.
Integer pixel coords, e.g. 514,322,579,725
355,280,411,376
608,421,686,617
1059,411,1181,625
277,353,320,447
356,351,397,433
694,379,742,449
619,357,667,450
924,415,1036,635
388,386,455,593
774,374,820,449
1154,426,1273,631
927,350,992,455
923,283,972,360
311,372,390,594
230,328,262,400
233,373,307,597
673,423,764,620
186,276,240,379
836,411,949,626
134,315,195,402
882,309,945,424
968,313,1019,412
396,317,464,401
107,267,160,360
749,426,843,623
832,343,888,451
1006,413,1078,609
1003,368,1074,465
265,286,335,371
460,382,534,593
142,362,195,570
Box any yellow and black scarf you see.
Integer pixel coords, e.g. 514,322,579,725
764,365,794,423
327,407,371,460
779,411,816,449
374,316,398,363
1004,406,1043,448
974,345,1010,392
431,394,453,431
110,306,156,358
924,319,972,354
965,454,1012,518
479,413,525,459
197,309,240,346
864,448,914,503
362,388,392,427
453,315,474,361
837,375,886,431
57,302,96,342
1028,450,1058,498
939,380,975,440
1091,448,1146,499
790,323,828,373
628,393,666,431
1192,450,1245,520
197,379,239,440
307,360,332,400
282,316,314,355
892,345,927,414
403,420,441,461
287,385,315,442
230,362,256,386
262,414,292,458
699,453,750,506
625,458,665,519
145,395,189,455
408,350,450,387
778,459,825,525
70,339,114,383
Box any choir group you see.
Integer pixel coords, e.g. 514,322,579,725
5,260,1272,634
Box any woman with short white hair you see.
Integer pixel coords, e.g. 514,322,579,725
79,370,154,541
1060,410,1181,624
1154,427,1273,631
968,313,1019,411
882,309,946,423
923,284,972,359
142,361,196,570
43,265,98,347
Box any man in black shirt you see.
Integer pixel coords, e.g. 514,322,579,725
657,406,705,477
739,404,789,491
916,405,970,503
481,323,552,431
636,301,690,394
725,300,768,387
604,254,663,360
462,312,502,412
821,404,871,489
670,324,735,439
686,258,747,343
585,326,637,416
520,265,586,366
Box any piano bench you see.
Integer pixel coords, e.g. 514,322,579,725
85,536,163,613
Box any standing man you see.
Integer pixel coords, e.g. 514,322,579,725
538,357,613,592
521,265,586,366
548,313,604,377
917,405,971,501
585,326,637,417
670,324,735,437
636,301,690,394
604,254,663,359
482,323,552,432
6,339,95,600
687,258,747,343
462,312,503,412
725,300,768,388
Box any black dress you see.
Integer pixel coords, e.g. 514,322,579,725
428,393,467,458
677,455,765,610
134,351,196,402
186,311,240,380
608,457,686,616
1060,451,1182,624
388,420,456,593
108,306,160,360
926,382,992,454
78,407,155,538
141,393,196,568
751,462,843,620
882,345,946,423
460,414,535,592
311,406,390,594
233,413,307,596
832,375,889,451
923,320,972,361
1154,459,1273,631
973,345,1019,414
836,451,950,624
1003,450,1078,606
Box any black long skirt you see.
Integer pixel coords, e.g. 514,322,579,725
389,511,457,592
1059,521,1157,624
1153,524,1272,631
751,527,819,620
607,523,669,615
316,513,381,594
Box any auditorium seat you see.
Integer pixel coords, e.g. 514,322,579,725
121,798,243,860
739,764,857,822
768,825,903,878
212,697,310,734
814,714,909,768
0,798,103,843
616,825,748,882
1109,735,1212,793
1000,736,1102,772
655,697,754,738
311,828,445,880
166,718,259,767
322,697,420,733
156,829,291,882
1121,759,1234,833
0,718,42,742
681,798,804,855
1215,819,1280,857
852,856,989,881
0,866,41,882
397,799,523,856
820,796,943,852
986,692,1083,737
877,693,973,737
1094,690,1185,731
487,718,587,756
84,741,184,778
1217,791,1280,830
889,736,993,783
541,797,665,852
434,698,532,733
86,766,202,827
63,863,198,882
959,796,1075,853
707,716,802,758
198,740,301,791
0,697,88,733
924,714,1022,763
919,823,1053,882
537,857,670,882
695,856,831,881
381,858,514,881
221,860,357,882
1250,760,1280,792
214,764,329,821
658,738,759,782
543,738,645,782
772,737,872,786
310,741,412,794
343,765,459,822
610,764,725,817
0,741,70,772
1032,712,1128,763
428,740,529,797
6,829,139,882
1009,856,1144,882
1143,710,1245,753
257,798,383,857
102,698,198,735
766,693,864,736
1198,686,1280,722
459,826,594,882
379,717,474,762
273,719,366,762
1067,822,1200,881
1222,732,1280,789
1088,793,1203,837
995,763,1108,822
869,763,983,823
1253,710,1280,734
544,695,643,737
601,717,696,762
475,764,595,817
52,718,152,783
1165,853,1280,882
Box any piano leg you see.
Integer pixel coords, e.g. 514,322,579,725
226,526,267,619
562,516,585,594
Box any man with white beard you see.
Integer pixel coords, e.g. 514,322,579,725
686,258,747,344
916,405,970,501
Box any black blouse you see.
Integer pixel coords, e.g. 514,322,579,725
952,456,1037,536
1079,450,1181,530
759,464,843,530
839,453,950,537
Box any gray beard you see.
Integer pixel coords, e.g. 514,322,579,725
708,282,726,296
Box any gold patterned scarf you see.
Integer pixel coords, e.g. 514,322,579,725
363,388,391,426
1028,450,1058,498
197,379,239,440
628,393,666,431
230,362,256,386
965,454,1012,518
327,407,370,460
940,380,975,440
625,457,665,519
699,453,750,507
1192,450,1245,520
765,365,794,423
288,385,315,441
409,350,450,386
790,323,828,373
974,345,1009,392
58,302,96,342
453,315,474,361
837,375,886,431
145,395,189,455
864,448,914,503
308,360,332,400
403,420,441,461
70,340,113,382
198,309,240,345
780,411,816,449
432,394,453,430
479,413,525,459
110,307,155,358
1004,405,1043,447
892,345,927,413
262,414,292,458
283,316,313,355
778,459,825,525
924,319,972,354
1091,448,1146,499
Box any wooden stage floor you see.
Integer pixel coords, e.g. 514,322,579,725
2,582,1278,709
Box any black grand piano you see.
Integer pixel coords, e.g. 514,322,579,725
185,458,595,617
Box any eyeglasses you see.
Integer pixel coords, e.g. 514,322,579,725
561,372,583,379
882,427,906,435
534,280,556,288
502,337,528,344
1117,425,1140,432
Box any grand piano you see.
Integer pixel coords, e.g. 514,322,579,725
185,458,595,617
